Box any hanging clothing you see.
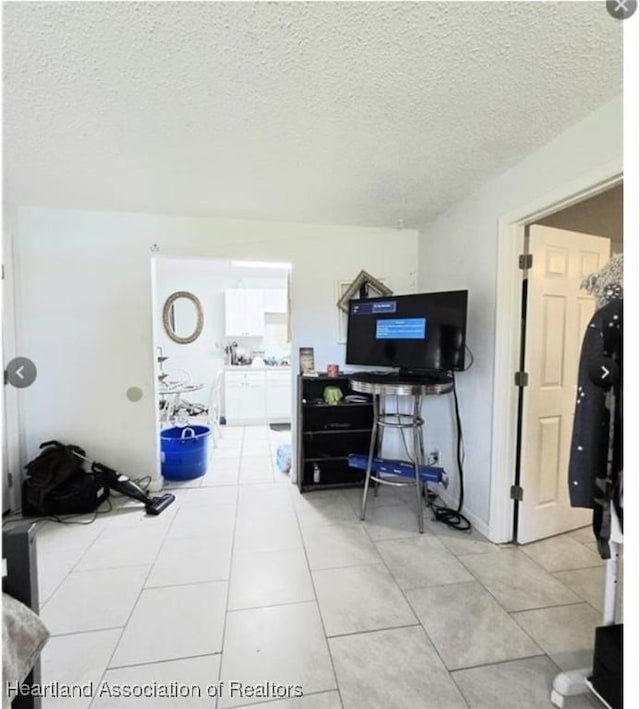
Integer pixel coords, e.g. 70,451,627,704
568,297,622,558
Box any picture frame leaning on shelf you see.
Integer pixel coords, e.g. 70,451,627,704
299,347,315,374
336,271,392,343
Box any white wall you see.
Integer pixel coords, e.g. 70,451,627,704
417,96,623,532
14,212,418,483
155,257,289,399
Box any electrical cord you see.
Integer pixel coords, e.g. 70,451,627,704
392,383,470,531
463,344,475,371
2,499,113,529
431,372,471,531
2,472,152,528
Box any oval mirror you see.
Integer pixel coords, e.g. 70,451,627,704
163,291,204,344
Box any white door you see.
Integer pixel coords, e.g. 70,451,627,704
518,225,611,543
2,224,21,512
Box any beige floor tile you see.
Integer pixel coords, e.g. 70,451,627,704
361,504,423,541
41,566,149,635
376,535,473,589
453,656,599,709
110,582,227,667
40,629,121,709
75,526,166,572
237,482,295,518
294,490,359,528
512,602,601,671
247,692,342,709
38,547,86,606
181,485,238,507
459,549,581,611
520,535,603,572
407,582,542,669
329,626,466,709
167,504,236,540
228,547,315,610
431,523,497,556
554,563,623,620
302,522,380,570
234,511,302,553
92,655,220,708
219,602,336,708
146,532,233,586
313,563,417,636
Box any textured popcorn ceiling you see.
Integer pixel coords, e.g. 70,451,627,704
2,2,622,228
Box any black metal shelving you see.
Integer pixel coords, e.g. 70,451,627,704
297,374,375,492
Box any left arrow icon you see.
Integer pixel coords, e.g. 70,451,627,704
5,358,37,388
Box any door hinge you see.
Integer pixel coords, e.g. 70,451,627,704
519,253,533,270
510,484,523,501
514,371,529,387
8,473,14,488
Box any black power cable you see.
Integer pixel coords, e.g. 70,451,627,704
430,370,471,531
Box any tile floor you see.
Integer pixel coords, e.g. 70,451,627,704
32,425,620,708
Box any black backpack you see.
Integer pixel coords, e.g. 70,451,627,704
22,441,109,516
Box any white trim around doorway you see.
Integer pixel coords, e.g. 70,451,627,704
488,159,623,544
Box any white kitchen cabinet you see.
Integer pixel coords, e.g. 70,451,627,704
262,289,288,314
224,289,265,337
265,370,292,418
224,371,266,423
224,369,292,424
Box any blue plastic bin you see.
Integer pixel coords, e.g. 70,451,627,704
161,425,211,480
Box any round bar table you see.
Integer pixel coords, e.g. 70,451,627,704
349,372,453,533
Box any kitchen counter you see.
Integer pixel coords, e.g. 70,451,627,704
224,366,292,424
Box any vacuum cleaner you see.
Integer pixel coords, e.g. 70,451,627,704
84,457,176,516
29,441,176,515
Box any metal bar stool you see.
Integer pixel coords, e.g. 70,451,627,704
350,373,453,533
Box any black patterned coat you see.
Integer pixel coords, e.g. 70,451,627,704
568,297,622,557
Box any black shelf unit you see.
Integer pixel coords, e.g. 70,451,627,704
297,374,375,491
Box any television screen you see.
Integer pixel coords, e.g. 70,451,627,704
345,290,468,372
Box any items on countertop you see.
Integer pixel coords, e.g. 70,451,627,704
220,341,290,367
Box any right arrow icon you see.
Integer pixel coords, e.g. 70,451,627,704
601,366,610,380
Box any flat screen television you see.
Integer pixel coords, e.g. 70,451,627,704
345,290,468,373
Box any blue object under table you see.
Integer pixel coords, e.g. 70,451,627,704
347,454,447,486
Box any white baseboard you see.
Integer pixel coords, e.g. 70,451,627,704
432,486,492,540
148,477,165,493
225,418,291,426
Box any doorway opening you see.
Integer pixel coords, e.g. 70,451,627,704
151,256,294,492
489,169,623,545
513,185,623,544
